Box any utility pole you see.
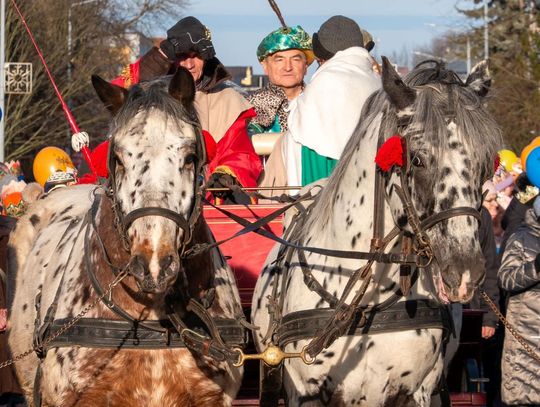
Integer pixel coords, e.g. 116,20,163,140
68,0,97,83
484,0,489,60
0,0,5,161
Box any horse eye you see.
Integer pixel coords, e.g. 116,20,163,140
411,155,424,168
184,154,197,165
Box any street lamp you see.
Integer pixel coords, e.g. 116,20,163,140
67,0,97,83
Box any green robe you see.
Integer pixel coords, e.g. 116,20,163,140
301,146,337,186
250,116,337,186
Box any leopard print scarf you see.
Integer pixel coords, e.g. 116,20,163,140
248,83,290,131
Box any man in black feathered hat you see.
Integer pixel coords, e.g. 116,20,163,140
74,17,262,204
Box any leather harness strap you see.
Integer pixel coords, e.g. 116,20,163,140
43,317,244,350
275,300,451,349
255,111,482,363
33,188,248,378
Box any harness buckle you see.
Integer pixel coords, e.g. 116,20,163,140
233,344,315,367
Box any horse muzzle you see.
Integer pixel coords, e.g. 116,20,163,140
129,253,180,293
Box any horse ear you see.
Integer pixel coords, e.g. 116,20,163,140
381,56,416,111
466,60,491,97
169,67,196,108
91,75,128,115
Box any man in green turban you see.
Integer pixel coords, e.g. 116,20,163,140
249,26,313,194
248,25,314,135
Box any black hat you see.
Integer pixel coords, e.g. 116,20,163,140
312,15,364,60
164,16,216,60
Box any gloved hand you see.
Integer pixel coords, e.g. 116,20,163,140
159,39,177,61
159,20,187,60
71,131,89,152
140,47,174,81
206,172,250,205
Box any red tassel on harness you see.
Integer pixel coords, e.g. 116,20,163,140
375,135,405,172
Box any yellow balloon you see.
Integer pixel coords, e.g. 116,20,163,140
521,137,540,170
498,149,518,172
32,147,75,187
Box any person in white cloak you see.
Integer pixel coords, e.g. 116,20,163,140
264,15,381,192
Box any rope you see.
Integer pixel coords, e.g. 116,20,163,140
9,0,97,177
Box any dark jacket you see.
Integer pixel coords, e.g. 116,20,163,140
469,207,500,328
500,196,528,255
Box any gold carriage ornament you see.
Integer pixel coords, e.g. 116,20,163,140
233,343,315,367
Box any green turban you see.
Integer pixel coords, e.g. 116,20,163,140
257,25,314,65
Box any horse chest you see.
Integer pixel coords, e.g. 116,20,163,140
45,348,231,406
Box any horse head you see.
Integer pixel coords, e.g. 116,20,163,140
92,67,203,295
380,57,501,303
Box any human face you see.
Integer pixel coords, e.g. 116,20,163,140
177,52,205,82
482,193,500,220
262,49,308,92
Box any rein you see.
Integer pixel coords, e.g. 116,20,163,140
29,189,247,366
31,117,248,367
220,109,483,365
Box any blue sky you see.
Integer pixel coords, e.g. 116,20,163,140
172,0,470,74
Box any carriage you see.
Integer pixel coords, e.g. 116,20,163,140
4,58,500,407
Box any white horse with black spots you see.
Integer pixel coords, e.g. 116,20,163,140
7,68,244,407
252,58,501,406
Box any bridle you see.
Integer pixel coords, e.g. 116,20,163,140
106,117,207,255
258,104,485,361
380,115,483,267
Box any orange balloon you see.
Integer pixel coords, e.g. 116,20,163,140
32,147,75,187
521,137,540,170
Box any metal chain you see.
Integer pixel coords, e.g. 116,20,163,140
0,270,128,370
480,289,540,364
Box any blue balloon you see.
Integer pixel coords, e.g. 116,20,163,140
525,146,540,188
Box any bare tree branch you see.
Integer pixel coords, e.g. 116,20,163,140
4,0,188,174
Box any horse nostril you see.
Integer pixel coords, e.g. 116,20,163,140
130,255,148,279
160,255,178,277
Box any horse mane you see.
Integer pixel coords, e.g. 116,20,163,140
110,76,198,136
304,60,502,235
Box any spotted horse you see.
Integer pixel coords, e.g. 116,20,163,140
252,58,502,406
7,68,245,407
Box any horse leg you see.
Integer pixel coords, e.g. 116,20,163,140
415,353,444,407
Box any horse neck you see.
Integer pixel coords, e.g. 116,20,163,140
90,200,213,320
304,122,434,305
307,125,381,251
